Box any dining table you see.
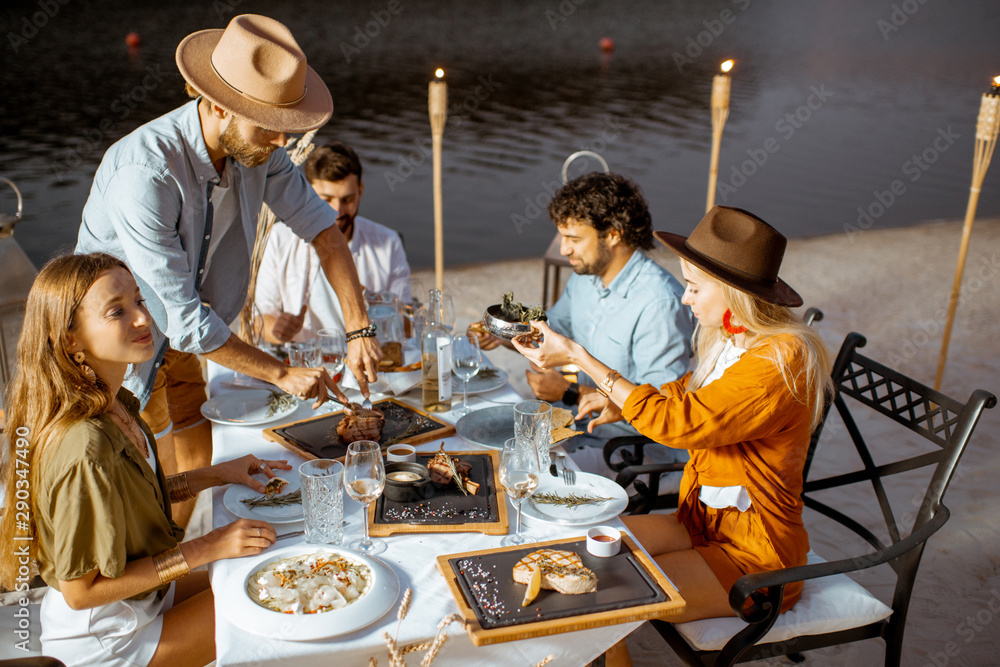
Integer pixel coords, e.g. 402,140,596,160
204,352,671,667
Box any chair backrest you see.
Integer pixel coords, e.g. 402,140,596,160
801,332,996,656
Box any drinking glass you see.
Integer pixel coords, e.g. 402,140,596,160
451,331,481,416
287,339,321,368
343,440,387,555
299,459,344,545
500,437,540,546
514,400,553,465
317,328,346,382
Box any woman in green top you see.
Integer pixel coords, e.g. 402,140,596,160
1,253,291,667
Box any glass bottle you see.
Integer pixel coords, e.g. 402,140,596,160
422,289,453,412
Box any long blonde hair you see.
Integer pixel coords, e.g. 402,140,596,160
0,253,127,591
683,260,832,430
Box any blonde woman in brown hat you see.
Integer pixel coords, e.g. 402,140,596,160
76,14,381,528
0,253,290,666
514,206,832,637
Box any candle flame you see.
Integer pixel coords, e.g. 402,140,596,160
721,60,734,73
994,75,1000,86
435,68,445,79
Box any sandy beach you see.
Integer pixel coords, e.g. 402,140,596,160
413,217,1000,666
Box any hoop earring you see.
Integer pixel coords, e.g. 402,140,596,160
73,351,98,383
722,309,748,336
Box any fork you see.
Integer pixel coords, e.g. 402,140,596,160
557,452,576,486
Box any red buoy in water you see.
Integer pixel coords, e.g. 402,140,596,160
599,37,614,53
125,32,142,49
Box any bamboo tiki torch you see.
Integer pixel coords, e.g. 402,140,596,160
706,59,734,212
429,68,448,292
934,76,1000,391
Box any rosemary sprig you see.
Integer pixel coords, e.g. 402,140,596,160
382,419,423,448
241,489,302,509
266,391,297,417
530,492,613,508
477,366,500,380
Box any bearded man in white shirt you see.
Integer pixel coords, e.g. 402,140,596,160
256,143,412,343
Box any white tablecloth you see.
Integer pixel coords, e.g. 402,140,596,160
206,362,643,667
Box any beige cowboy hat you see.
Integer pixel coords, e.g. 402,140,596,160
655,206,803,307
176,14,333,133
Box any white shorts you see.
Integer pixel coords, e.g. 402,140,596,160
40,582,175,667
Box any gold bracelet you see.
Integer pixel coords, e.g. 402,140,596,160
598,370,622,397
166,472,196,502
152,546,190,585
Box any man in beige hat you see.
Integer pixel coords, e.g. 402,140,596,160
76,14,381,525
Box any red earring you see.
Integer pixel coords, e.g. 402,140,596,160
723,309,747,336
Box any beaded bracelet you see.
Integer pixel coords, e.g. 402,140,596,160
152,546,190,585
165,472,196,502
346,323,377,342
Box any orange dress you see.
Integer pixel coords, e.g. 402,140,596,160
622,335,812,612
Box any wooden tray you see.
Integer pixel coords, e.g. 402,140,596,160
368,450,509,536
436,534,685,645
263,398,455,461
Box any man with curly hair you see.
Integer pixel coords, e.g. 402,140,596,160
481,172,694,478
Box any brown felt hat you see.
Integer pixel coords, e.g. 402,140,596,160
654,206,803,307
176,14,333,133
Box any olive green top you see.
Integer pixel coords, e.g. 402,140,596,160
35,389,184,597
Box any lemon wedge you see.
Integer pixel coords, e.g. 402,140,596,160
522,564,541,607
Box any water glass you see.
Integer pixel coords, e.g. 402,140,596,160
343,440,387,555
287,339,321,368
317,328,346,381
514,400,552,463
299,459,344,545
500,437,540,547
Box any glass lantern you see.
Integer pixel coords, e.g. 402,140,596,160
0,177,37,417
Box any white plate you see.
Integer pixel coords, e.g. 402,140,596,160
223,474,303,525
220,545,400,641
200,389,300,426
521,472,628,526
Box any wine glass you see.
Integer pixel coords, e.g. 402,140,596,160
451,332,481,416
500,437,540,547
317,328,346,381
343,440,387,555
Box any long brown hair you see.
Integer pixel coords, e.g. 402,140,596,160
683,260,833,430
0,253,128,590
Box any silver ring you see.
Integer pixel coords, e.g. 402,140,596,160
257,527,261,538
258,462,267,472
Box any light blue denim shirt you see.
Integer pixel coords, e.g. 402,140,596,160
76,100,335,404
547,249,694,455
547,249,694,390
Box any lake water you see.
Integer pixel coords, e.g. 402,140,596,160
1,0,999,270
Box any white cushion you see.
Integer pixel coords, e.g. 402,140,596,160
673,550,893,651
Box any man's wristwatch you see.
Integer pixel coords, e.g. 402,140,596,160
561,382,580,406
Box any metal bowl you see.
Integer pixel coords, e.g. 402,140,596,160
482,304,532,340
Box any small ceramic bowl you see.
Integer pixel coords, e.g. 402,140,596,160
586,526,622,557
386,444,416,463
383,462,435,503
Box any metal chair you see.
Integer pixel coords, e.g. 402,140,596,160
605,307,825,513
643,332,996,665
